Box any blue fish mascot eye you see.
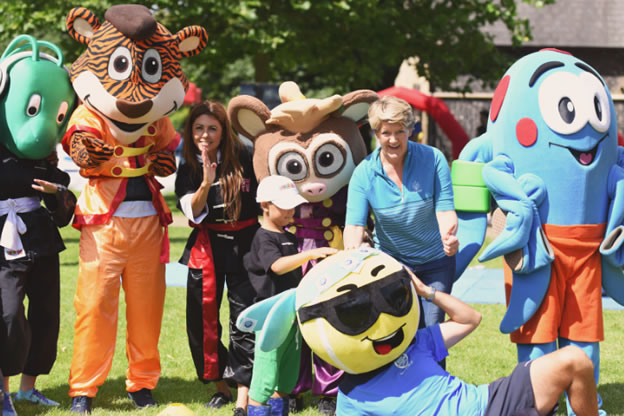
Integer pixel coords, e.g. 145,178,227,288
452,48,623,414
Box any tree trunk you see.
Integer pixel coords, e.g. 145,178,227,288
254,53,270,83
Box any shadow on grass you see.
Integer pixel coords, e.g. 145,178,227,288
15,376,212,415
555,383,624,415
17,375,329,415
169,236,189,244
598,382,624,414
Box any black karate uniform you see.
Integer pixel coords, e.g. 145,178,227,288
0,144,76,376
175,146,259,386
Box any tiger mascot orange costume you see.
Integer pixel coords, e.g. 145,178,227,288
60,5,207,413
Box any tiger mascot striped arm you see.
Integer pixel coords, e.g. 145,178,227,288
68,123,177,175
68,133,114,168
147,148,177,177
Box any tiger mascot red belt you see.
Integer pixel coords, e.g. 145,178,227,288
60,4,207,405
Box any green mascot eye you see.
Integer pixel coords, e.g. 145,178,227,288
26,94,41,117
57,102,69,124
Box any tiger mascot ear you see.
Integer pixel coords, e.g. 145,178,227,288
66,7,101,45
176,26,208,58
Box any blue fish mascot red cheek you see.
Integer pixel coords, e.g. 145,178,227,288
0,34,76,404
60,4,207,409
452,48,622,414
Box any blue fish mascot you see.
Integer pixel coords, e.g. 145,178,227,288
452,48,624,414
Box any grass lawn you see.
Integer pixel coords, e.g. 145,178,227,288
8,223,624,415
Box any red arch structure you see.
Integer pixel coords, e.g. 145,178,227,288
183,82,202,106
378,86,470,159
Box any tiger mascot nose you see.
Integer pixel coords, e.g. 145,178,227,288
116,99,153,118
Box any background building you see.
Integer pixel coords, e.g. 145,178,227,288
396,0,624,159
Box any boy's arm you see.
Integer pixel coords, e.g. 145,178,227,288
271,247,337,276
407,269,481,350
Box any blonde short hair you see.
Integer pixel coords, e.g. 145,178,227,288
368,96,415,132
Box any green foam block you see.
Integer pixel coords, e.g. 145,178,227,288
453,185,490,212
451,160,486,187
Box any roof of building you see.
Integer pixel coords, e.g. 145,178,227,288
485,0,624,48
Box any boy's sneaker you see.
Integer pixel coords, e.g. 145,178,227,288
14,388,59,406
128,388,156,408
3,392,17,416
289,394,304,413
233,407,247,416
317,396,336,416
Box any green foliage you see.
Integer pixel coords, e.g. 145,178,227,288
0,0,553,101
168,106,190,132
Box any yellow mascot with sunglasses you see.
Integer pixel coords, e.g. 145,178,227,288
240,246,601,416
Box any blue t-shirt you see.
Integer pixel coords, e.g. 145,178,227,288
346,142,454,267
337,326,489,416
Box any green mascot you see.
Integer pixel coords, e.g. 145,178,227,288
0,34,76,415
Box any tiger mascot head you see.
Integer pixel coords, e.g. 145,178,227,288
66,4,208,144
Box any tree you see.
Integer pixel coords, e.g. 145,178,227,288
0,0,553,101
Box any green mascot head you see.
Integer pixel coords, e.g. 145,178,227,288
0,35,75,159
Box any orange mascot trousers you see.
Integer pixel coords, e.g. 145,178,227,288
68,215,165,397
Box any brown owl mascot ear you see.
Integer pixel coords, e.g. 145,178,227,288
228,95,271,141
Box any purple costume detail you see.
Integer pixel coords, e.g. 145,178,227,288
289,187,348,395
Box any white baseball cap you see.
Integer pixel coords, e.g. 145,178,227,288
256,175,308,209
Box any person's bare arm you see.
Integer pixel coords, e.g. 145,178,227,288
190,146,217,218
343,224,367,250
408,269,481,350
190,182,211,218
271,247,338,275
436,210,459,256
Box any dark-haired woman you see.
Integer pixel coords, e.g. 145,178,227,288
175,100,259,416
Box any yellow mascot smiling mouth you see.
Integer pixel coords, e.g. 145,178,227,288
364,324,406,355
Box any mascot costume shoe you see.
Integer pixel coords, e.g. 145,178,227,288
228,82,377,409
61,4,207,411
452,48,624,415
0,34,77,416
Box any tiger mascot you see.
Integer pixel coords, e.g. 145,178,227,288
60,5,207,413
